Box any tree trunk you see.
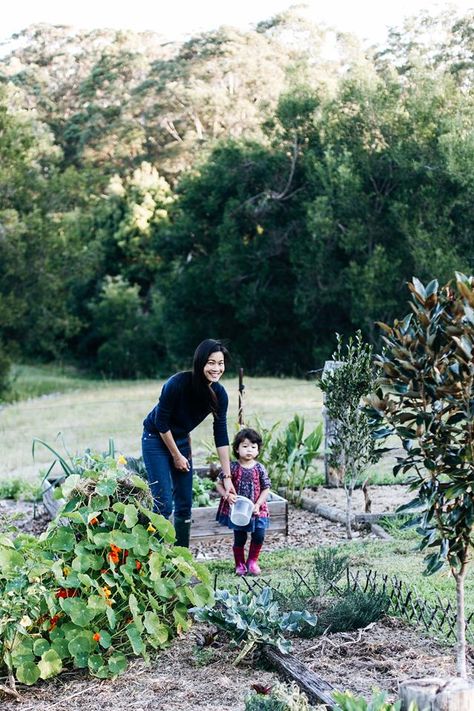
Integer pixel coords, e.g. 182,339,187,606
345,488,353,540
322,360,344,487
454,564,467,678
399,677,474,710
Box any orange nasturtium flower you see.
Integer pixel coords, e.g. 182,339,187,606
49,614,61,631
135,560,142,571
147,524,156,533
102,586,112,599
89,517,99,525
55,588,78,599
93,632,101,642
108,544,122,564
117,454,127,466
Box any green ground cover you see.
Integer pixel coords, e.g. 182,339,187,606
208,540,474,619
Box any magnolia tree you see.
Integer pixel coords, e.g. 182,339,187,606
320,332,384,539
368,273,474,677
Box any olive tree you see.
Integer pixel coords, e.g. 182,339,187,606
368,273,474,677
320,332,384,539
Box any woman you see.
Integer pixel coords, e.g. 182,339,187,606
142,339,236,547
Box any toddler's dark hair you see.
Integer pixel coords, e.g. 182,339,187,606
232,427,263,458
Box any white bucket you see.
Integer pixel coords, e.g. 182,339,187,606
230,495,254,527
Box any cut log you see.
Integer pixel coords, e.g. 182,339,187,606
370,523,392,540
263,646,337,708
399,677,474,710
298,496,354,527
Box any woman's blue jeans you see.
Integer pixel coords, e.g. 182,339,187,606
141,431,193,520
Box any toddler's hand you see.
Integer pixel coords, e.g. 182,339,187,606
253,503,261,515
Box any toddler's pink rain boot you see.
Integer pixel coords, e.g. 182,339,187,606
233,546,247,576
246,542,262,576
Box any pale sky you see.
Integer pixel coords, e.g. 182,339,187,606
1,0,473,46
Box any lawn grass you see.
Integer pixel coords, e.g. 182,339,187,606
0,367,326,481
207,539,474,617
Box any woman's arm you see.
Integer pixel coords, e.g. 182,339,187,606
160,431,190,471
217,446,236,503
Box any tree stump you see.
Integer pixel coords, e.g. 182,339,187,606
399,677,474,710
322,360,344,487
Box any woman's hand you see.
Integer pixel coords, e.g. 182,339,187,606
225,490,237,505
173,453,190,471
253,502,261,515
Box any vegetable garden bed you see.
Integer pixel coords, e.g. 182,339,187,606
190,491,288,542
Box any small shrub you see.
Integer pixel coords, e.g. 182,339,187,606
312,547,349,596
316,589,390,635
245,681,311,710
0,478,43,502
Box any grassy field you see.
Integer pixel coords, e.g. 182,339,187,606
208,540,474,619
1,365,325,481
1,363,402,484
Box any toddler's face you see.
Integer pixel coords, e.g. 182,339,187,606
237,438,259,461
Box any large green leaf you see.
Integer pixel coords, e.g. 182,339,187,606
143,612,169,644
68,632,92,657
108,652,128,675
123,504,138,528
126,624,144,655
0,546,24,571
15,662,41,685
60,598,97,626
38,649,62,679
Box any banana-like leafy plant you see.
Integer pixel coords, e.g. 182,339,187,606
367,273,474,677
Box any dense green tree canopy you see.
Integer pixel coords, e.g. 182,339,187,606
0,7,473,384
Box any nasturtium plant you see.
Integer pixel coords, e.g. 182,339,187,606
0,450,213,697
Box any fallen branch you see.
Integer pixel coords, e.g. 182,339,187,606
263,646,337,708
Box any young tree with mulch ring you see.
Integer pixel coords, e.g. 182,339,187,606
320,331,384,539
368,273,474,678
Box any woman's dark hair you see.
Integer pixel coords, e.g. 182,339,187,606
192,339,229,412
232,428,262,458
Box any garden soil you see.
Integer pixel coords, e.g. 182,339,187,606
3,485,470,710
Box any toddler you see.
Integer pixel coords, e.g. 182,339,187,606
216,428,271,575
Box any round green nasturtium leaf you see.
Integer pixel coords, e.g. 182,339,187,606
123,504,138,528
60,598,96,627
88,654,104,673
98,629,112,649
108,652,128,675
96,478,117,496
33,638,50,657
51,637,69,659
38,649,62,679
11,638,34,666
192,583,214,607
47,527,76,552
68,633,92,657
0,546,24,570
126,624,144,655
15,662,41,685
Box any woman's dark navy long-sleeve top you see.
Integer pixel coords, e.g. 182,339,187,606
143,371,229,447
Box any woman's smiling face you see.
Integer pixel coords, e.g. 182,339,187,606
203,351,225,383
